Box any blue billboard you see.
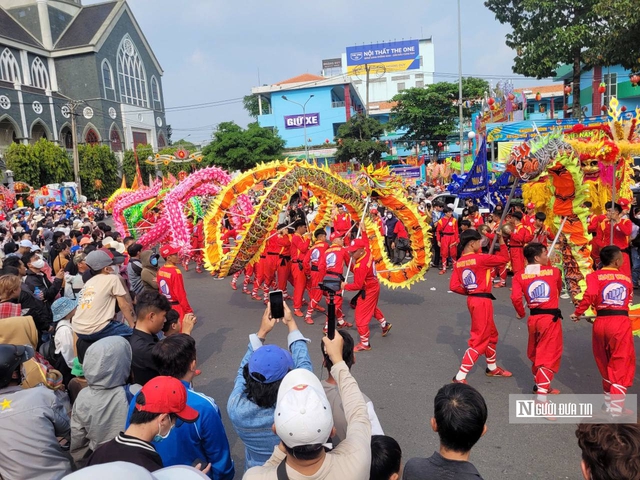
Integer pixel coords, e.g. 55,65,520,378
346,40,420,74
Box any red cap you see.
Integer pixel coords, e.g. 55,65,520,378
346,238,368,253
135,376,199,423
160,244,180,258
370,208,378,214
330,232,344,242
619,198,631,209
526,202,535,209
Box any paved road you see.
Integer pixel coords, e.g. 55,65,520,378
182,266,640,479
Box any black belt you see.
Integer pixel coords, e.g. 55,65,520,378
279,255,291,260
311,265,319,272
597,310,629,317
326,271,345,281
440,232,454,236
169,301,179,306
530,308,563,322
293,260,302,263
468,293,496,300
267,252,279,256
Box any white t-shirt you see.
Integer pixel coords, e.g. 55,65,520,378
72,273,127,335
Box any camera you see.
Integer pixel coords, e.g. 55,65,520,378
318,276,341,294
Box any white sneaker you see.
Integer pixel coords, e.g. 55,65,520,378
560,291,570,299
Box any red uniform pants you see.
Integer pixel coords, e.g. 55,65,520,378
510,247,525,277
593,316,636,412
263,254,279,294
306,270,324,313
251,257,266,297
291,261,307,310
354,283,384,345
277,257,292,293
621,252,631,278
527,314,563,394
460,297,499,373
440,235,457,266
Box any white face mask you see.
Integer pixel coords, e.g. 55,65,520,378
31,259,45,269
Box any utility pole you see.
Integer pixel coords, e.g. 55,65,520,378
68,100,82,196
457,0,465,175
365,64,370,117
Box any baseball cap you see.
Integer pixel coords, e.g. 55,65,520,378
79,236,92,246
85,248,125,270
136,376,199,422
103,237,125,254
346,238,368,253
30,244,41,252
526,202,535,209
71,245,82,254
18,240,32,248
274,369,334,448
329,232,344,242
248,345,294,384
52,297,77,323
160,244,180,258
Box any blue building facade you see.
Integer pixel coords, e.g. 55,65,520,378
252,74,365,149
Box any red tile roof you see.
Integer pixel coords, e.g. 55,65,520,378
515,85,563,95
276,73,325,85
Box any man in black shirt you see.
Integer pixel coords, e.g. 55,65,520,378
129,291,171,385
88,375,199,471
403,383,487,480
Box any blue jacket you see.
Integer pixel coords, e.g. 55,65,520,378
227,330,312,471
127,380,234,480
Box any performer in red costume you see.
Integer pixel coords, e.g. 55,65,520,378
318,233,352,332
588,208,607,265
252,228,279,302
450,229,512,383
488,211,507,287
275,224,292,297
522,202,537,229
190,217,205,273
303,228,328,323
509,211,533,279
572,245,636,416
595,202,632,276
342,238,391,352
157,244,193,326
468,205,484,229
436,206,459,274
511,242,563,405
530,212,552,247
290,220,310,317
332,204,352,237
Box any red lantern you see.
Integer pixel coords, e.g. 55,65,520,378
598,82,606,94
175,148,188,159
631,74,640,86
564,85,572,95
622,106,627,112
488,97,495,106
437,142,443,148
490,104,496,111
601,105,608,112
94,179,103,191
563,105,569,112
325,139,329,144
535,92,542,101
337,138,342,144
456,141,460,145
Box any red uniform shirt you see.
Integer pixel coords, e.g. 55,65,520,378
450,245,509,295
393,221,409,239
157,265,193,313
510,223,534,247
278,233,291,256
290,233,310,262
333,214,352,236
523,214,536,229
304,240,329,273
344,250,378,292
435,217,459,242
574,267,633,316
319,245,349,277
510,265,563,318
221,228,237,253
470,213,484,228
596,218,632,250
265,230,282,254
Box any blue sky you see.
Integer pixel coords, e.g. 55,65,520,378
95,0,549,144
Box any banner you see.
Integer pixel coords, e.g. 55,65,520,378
390,164,424,185
322,58,342,69
346,40,420,75
449,140,489,199
284,113,320,129
487,116,612,142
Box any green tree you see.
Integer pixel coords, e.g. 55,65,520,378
78,144,119,199
484,0,599,116
585,0,640,72
4,139,72,187
243,94,260,118
334,114,389,166
390,79,488,155
203,122,285,171
5,143,41,186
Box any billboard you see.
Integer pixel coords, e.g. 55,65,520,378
284,113,320,130
486,117,611,142
346,40,420,75
322,58,342,69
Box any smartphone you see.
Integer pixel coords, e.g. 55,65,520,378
269,290,285,319
191,458,206,470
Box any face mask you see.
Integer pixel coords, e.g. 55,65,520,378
153,422,173,443
386,214,392,219
31,259,45,269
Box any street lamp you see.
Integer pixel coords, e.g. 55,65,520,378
457,0,464,175
282,94,314,161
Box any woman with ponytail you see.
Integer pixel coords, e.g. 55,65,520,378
450,229,512,384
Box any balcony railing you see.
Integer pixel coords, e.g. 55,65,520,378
332,101,345,108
